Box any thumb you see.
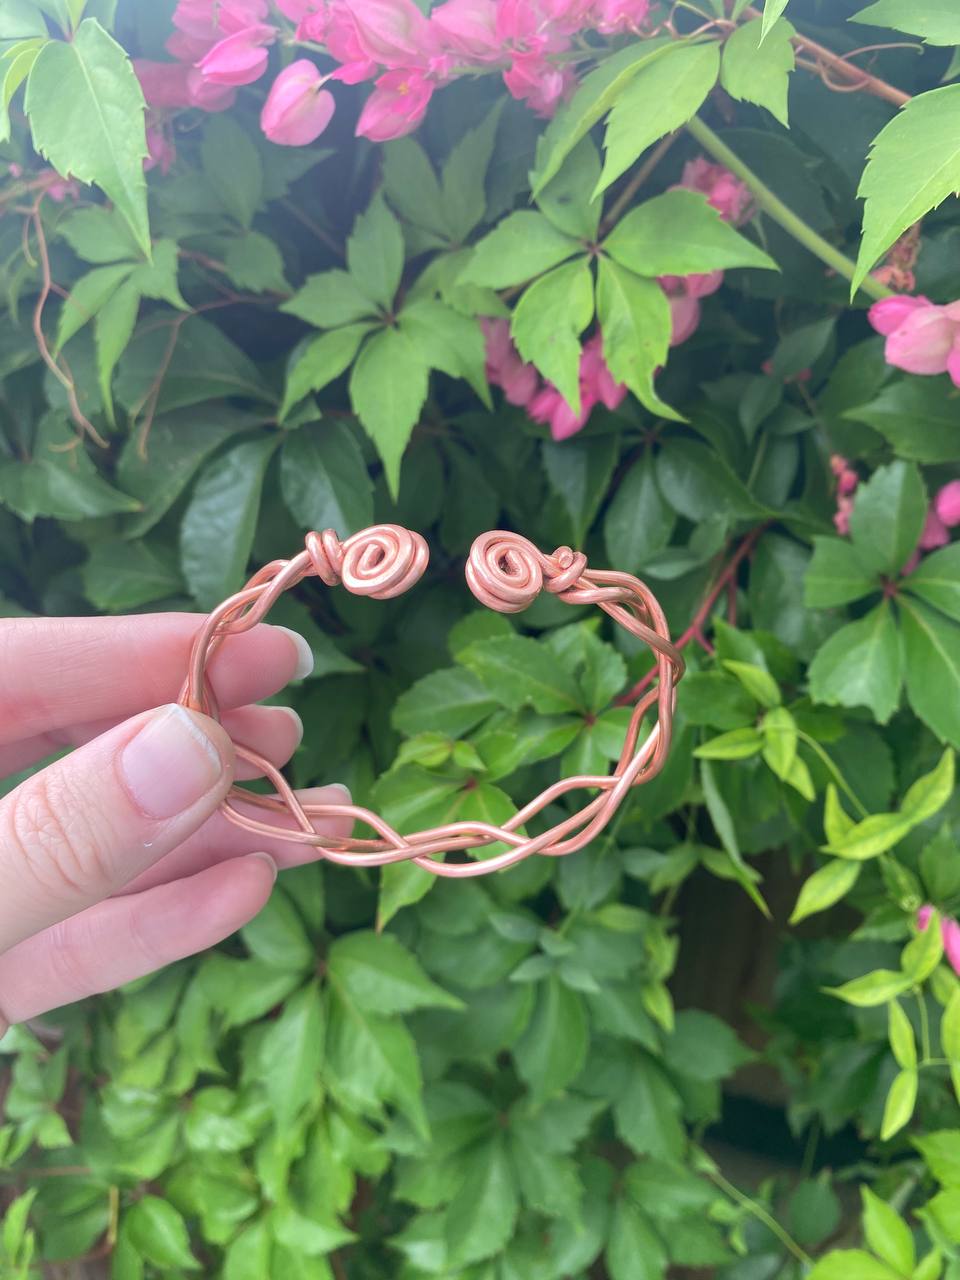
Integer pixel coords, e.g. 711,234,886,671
0,704,234,953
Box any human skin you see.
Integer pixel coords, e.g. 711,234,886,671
0,614,353,1036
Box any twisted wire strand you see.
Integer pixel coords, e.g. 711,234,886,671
179,526,684,877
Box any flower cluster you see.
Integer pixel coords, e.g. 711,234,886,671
482,321,625,441
869,294,960,388
138,0,655,150
832,456,960,567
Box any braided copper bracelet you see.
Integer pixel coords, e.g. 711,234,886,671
178,525,684,878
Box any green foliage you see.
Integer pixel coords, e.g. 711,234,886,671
2,1,960,1276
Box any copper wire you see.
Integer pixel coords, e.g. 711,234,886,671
179,525,684,878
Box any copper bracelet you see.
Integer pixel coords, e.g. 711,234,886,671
178,525,684,878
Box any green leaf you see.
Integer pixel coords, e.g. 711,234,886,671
531,38,674,193
349,326,428,498
398,297,490,406
604,189,778,276
790,859,861,924
723,660,781,708
844,378,960,464
542,434,617,547
903,909,944,982
604,452,675,573
383,136,447,238
280,421,373,537
805,536,880,607
849,460,927,577
827,813,912,860
808,602,903,723
328,931,462,1015
0,40,41,144
942,992,960,1104
606,1199,667,1280
914,1131,960,1185
887,1000,917,1071
0,456,140,522
201,114,262,228
440,101,501,242
902,750,955,825
536,136,603,239
125,1197,198,1271
346,194,404,309
852,0,960,45
824,783,856,846
663,1009,753,1081
256,980,324,1127
82,540,181,611
721,17,795,127
597,41,720,193
904,544,960,623
899,598,960,748
460,635,584,714
694,727,764,760
222,230,289,294
853,84,960,295
241,889,314,971
179,435,280,609
881,1068,918,1141
510,258,594,412
281,269,380,328
762,705,797,779
393,666,498,739
444,1135,519,1268
514,977,588,1104
655,438,765,520
806,1252,901,1280
280,323,374,421
96,278,140,423
761,0,792,38
614,1052,685,1158
55,262,134,352
861,1188,915,1274
827,969,913,1006
595,257,677,419
458,211,580,289
24,19,149,254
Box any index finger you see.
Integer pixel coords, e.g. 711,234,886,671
0,614,313,749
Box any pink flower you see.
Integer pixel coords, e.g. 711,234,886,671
196,22,277,85
261,59,336,145
580,333,626,411
659,274,721,347
869,294,960,385
135,59,195,107
145,127,176,174
326,2,380,81
680,270,724,300
934,480,960,528
920,906,960,977
526,331,625,441
275,0,319,17
919,508,950,552
834,495,853,537
528,384,589,441
355,67,434,140
503,53,574,116
481,318,540,407
668,295,700,346
431,0,500,60
342,0,436,65
589,0,649,34
677,157,753,226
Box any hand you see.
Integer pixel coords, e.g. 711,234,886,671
0,614,351,1036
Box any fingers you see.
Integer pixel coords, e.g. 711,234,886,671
0,614,313,748
0,705,234,953
118,784,354,895
0,703,304,780
0,853,278,1029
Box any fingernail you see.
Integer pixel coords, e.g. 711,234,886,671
274,626,314,681
249,851,278,882
120,705,225,819
276,705,304,747
326,783,352,804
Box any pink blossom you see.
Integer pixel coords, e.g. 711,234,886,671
580,332,626,411
660,274,721,347
431,0,500,61
135,59,195,108
275,0,327,37
196,23,277,85
342,0,436,66
589,0,649,34
355,68,434,141
527,332,625,441
868,294,960,385
503,53,574,115
918,905,934,931
921,907,960,977
145,127,176,174
919,508,950,552
481,318,539,407
186,68,239,109
668,295,700,346
528,384,587,441
834,495,853,537
275,0,319,17
261,60,336,145
326,2,380,81
678,157,753,226
934,480,960,528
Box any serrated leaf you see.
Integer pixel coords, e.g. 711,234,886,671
280,322,374,421
24,19,149,254
56,262,134,351
393,666,499,739
349,326,428,498
125,1197,198,1271
444,1135,519,1267
597,41,720,193
790,859,861,924
899,598,960,749
849,460,927,578
514,977,588,1103
804,536,880,607
328,931,462,1015
256,980,324,1127
603,189,777,276
761,0,792,38
346,194,405,308
604,451,675,573
808,602,903,723
280,420,373,537
595,256,678,419
0,39,41,144
82,540,181,611
542,434,617,547
281,269,380,328
460,635,584,715
853,84,960,295
852,0,960,45
721,17,795,127
536,136,603,239
201,114,262,229
510,257,594,413
904,544,960,623
459,210,580,289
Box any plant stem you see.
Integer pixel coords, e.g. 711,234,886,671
706,1167,814,1268
686,116,893,303
794,730,869,819
916,988,932,1064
